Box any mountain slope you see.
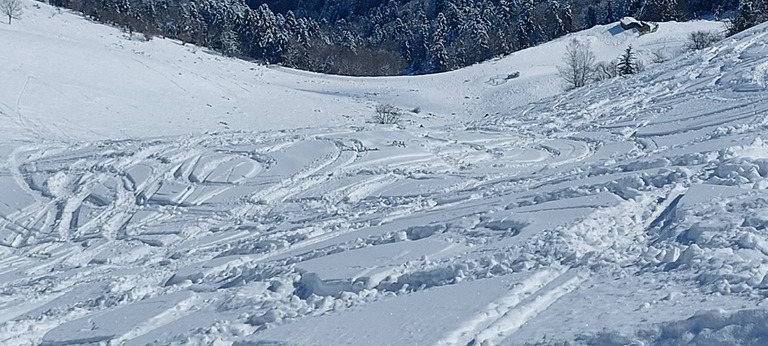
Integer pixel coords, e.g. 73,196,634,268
2,1,768,346
0,2,724,142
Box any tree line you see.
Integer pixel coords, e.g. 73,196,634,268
43,0,765,76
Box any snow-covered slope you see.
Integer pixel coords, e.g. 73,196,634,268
3,1,768,345
0,1,724,142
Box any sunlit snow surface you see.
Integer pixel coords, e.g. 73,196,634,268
3,2,768,345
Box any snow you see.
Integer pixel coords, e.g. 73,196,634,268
3,1,768,345
294,238,469,298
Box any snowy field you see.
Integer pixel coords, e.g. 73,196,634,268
3,1,768,345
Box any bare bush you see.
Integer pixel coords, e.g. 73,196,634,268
650,49,669,64
1,0,22,24
558,39,596,90
374,104,401,124
592,60,618,82
686,31,722,51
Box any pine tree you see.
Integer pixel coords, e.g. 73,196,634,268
253,4,285,63
370,23,386,45
603,1,617,23
220,27,241,57
561,1,574,33
411,8,431,72
516,0,538,48
641,0,684,21
584,6,598,29
395,18,414,67
469,14,491,60
545,1,567,38
618,45,637,75
429,12,450,71
342,30,357,54
728,0,763,35
498,0,516,51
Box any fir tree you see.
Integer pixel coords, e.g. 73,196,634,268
729,0,765,35
516,0,538,48
641,0,684,21
584,6,598,29
429,12,450,71
618,45,638,75
603,1,618,23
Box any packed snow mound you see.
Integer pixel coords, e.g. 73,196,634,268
3,1,768,345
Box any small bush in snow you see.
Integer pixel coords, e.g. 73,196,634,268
592,60,618,82
374,104,401,124
686,31,722,51
650,49,669,64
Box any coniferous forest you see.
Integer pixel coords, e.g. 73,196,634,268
47,0,762,75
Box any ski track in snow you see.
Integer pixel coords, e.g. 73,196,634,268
435,268,588,346
3,3,768,345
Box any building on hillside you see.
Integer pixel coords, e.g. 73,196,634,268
620,17,653,34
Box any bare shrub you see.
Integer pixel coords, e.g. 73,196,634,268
686,31,722,51
650,49,669,64
374,104,401,124
592,60,618,82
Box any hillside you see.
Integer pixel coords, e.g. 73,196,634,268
49,0,750,75
3,1,768,345
0,2,724,141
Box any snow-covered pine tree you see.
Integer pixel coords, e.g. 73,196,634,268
253,4,286,63
584,6,598,29
395,18,414,68
640,0,684,21
411,9,431,72
728,0,765,35
515,0,538,48
498,0,517,52
544,0,567,39
561,1,574,34
618,45,638,75
603,1,618,23
220,26,241,57
429,12,449,71
468,11,492,62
